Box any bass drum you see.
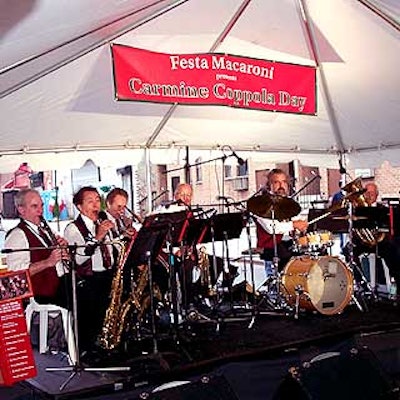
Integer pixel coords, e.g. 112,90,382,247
281,256,353,315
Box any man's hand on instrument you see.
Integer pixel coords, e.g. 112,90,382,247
293,220,308,233
96,220,115,241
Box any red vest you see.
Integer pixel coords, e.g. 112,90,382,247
15,221,60,298
256,221,283,249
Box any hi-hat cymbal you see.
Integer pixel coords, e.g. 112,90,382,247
247,193,301,221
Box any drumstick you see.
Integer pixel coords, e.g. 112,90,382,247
308,211,332,225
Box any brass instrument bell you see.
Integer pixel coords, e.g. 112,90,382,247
342,177,368,207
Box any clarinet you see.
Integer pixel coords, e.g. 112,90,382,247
40,216,70,271
40,216,59,245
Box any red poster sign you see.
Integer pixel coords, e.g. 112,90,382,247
0,300,37,385
111,44,316,115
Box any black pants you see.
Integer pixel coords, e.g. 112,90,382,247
344,236,400,288
260,241,293,271
75,270,113,353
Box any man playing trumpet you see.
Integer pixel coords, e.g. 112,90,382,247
105,187,140,241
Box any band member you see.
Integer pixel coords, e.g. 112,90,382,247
157,183,196,310
255,169,308,275
174,183,193,207
105,188,139,240
5,189,70,306
352,182,400,297
63,186,116,352
157,183,193,212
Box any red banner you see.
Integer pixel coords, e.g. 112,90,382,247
111,44,316,115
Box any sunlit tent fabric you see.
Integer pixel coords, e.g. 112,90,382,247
0,0,399,172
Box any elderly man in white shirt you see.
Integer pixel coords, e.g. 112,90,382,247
5,188,70,306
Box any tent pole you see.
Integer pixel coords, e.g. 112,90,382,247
145,0,251,148
145,147,153,212
184,146,190,184
298,0,345,154
339,152,348,185
356,0,400,31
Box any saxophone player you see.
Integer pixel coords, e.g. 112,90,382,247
64,186,116,354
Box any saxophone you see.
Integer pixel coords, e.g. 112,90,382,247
198,246,215,296
99,240,162,350
98,238,134,350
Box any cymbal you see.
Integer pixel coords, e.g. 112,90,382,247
247,193,301,221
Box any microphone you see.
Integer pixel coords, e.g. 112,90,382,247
338,158,346,174
84,238,100,256
231,150,245,166
98,210,108,222
310,170,321,179
1,248,14,254
216,195,233,202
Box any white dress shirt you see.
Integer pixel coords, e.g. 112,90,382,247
5,220,67,276
63,214,114,272
255,216,294,240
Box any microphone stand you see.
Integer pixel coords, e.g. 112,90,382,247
290,173,321,199
46,243,130,392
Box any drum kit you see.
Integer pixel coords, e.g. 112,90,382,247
246,178,377,319
117,178,382,343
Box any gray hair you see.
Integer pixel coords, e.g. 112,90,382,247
14,189,38,208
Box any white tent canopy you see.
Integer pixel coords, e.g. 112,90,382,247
1,0,399,172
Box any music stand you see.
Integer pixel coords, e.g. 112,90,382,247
353,207,390,231
122,218,171,355
307,208,349,233
135,211,191,338
142,210,191,247
200,212,245,314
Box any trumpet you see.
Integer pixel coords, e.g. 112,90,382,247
124,206,143,224
113,206,142,241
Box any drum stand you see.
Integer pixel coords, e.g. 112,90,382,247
255,208,291,318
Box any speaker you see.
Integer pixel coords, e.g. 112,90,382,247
273,347,397,400
139,374,239,400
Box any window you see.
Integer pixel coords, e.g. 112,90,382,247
195,157,202,182
237,160,248,177
224,165,232,178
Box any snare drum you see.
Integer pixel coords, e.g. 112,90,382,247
281,256,353,315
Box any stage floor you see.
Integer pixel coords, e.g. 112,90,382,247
1,298,400,399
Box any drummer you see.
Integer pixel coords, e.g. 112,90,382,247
255,168,308,277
